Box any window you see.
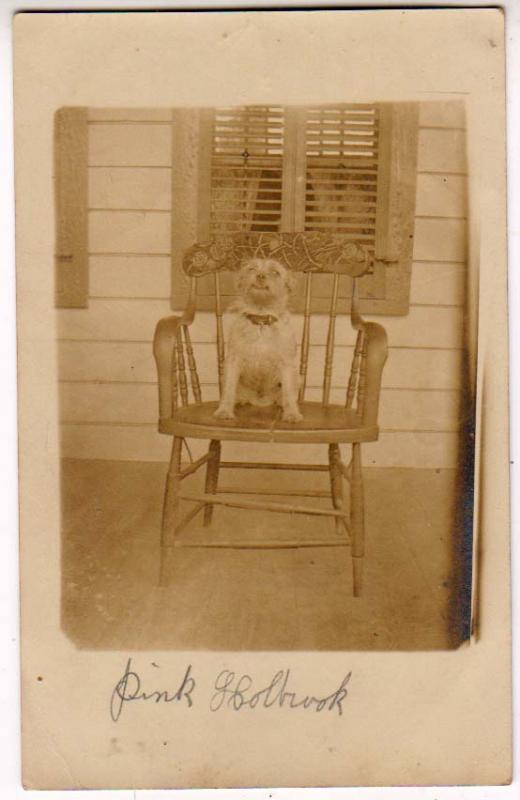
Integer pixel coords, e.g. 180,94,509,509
175,103,418,314
207,105,381,243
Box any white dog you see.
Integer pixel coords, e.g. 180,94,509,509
214,258,303,423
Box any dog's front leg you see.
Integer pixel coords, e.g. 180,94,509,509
214,357,240,419
281,365,303,423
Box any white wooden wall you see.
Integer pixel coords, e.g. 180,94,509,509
58,102,467,468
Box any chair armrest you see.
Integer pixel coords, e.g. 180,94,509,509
153,314,192,425
359,321,388,429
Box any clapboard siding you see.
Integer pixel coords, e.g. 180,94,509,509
58,341,462,390
89,167,172,210
57,102,469,467
415,174,467,218
89,255,171,299
412,218,466,262
417,128,467,174
89,124,172,166
89,211,170,254
410,261,465,306
418,101,465,129
58,302,464,349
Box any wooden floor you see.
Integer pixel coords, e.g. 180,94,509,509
61,458,466,651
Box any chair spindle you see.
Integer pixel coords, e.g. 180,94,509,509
170,331,179,412
356,336,368,416
322,273,340,405
346,329,365,409
298,272,313,402
215,272,225,395
183,325,202,404
176,329,189,405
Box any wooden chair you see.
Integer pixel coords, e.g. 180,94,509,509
153,233,388,595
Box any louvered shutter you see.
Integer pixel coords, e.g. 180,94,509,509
304,104,379,243
302,104,385,300
209,106,285,236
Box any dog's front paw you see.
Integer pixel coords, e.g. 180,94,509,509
282,409,303,423
214,406,236,420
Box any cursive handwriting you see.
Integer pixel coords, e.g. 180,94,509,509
209,669,352,715
110,658,195,722
109,660,353,721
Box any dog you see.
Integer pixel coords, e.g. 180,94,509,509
214,258,303,423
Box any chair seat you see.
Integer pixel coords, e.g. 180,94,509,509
159,401,378,444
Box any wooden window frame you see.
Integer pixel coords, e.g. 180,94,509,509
169,103,419,315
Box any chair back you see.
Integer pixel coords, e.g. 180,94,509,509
175,233,382,418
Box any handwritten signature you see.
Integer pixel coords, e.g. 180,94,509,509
110,659,351,721
110,658,195,722
210,669,351,715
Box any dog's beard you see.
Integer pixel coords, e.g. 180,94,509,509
244,284,288,311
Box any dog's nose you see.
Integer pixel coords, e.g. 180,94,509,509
256,273,266,284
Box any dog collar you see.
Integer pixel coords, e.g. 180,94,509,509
243,313,278,327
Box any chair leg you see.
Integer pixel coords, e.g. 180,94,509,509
159,436,183,586
328,443,346,537
350,442,364,597
203,440,221,526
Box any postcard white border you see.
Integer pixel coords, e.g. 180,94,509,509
2,1,518,798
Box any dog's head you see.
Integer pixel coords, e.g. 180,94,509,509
236,258,294,310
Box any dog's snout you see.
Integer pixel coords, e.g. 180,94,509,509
256,272,267,284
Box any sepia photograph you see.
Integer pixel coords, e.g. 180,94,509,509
14,8,511,790
57,100,474,652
